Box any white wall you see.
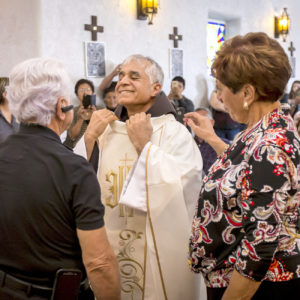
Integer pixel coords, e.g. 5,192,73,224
1,0,299,106
0,0,41,75
272,0,300,92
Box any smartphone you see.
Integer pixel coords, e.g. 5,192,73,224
82,94,96,109
50,269,82,300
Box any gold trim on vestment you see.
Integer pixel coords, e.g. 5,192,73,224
145,144,168,300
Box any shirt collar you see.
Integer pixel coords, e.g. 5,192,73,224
19,123,62,143
0,109,16,122
114,91,176,121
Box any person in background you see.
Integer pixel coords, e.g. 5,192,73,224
279,88,289,104
289,87,300,118
0,77,19,144
294,111,300,135
103,81,117,111
186,32,300,300
209,89,245,141
168,76,194,124
99,64,121,94
0,57,120,300
193,107,230,177
288,80,300,106
63,78,103,148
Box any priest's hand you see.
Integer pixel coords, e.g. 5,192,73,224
86,109,118,140
85,109,118,160
126,112,153,155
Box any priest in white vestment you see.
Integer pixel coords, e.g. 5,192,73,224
85,55,203,300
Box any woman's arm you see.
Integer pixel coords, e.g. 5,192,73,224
222,270,261,300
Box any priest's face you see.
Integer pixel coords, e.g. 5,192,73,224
116,59,161,114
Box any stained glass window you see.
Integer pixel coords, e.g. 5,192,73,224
207,20,226,76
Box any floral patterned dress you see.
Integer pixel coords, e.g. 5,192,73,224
189,105,300,288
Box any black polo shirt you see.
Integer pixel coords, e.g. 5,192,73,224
0,109,19,144
0,124,104,284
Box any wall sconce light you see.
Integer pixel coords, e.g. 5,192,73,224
137,0,158,25
274,7,290,42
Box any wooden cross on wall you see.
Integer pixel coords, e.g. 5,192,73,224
169,27,182,48
288,41,296,57
84,16,104,41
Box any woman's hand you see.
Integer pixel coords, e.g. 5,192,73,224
78,105,97,121
184,112,215,141
185,111,229,156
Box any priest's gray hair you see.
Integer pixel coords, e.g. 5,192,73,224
7,57,72,126
122,54,164,86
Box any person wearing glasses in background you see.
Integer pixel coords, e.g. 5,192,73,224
64,79,104,148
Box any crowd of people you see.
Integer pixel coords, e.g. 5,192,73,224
0,32,300,300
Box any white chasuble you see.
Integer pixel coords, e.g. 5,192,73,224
98,114,203,300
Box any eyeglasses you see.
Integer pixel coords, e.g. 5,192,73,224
61,105,74,113
78,88,92,93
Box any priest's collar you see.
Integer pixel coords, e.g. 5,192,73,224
114,91,176,122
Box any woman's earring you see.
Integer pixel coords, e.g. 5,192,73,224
243,101,249,110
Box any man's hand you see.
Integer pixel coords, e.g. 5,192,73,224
126,113,153,155
85,109,118,160
85,109,118,141
112,64,122,77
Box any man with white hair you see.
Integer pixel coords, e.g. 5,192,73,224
0,58,120,299
85,54,203,300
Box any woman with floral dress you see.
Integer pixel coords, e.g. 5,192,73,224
185,32,300,300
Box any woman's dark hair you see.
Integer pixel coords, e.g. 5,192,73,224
103,81,117,98
74,78,95,95
0,77,9,105
288,80,300,99
172,76,185,88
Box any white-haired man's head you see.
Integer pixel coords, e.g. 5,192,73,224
122,54,164,86
195,107,214,121
7,57,72,126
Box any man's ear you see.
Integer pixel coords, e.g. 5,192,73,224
151,82,162,97
56,97,66,121
242,84,256,106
